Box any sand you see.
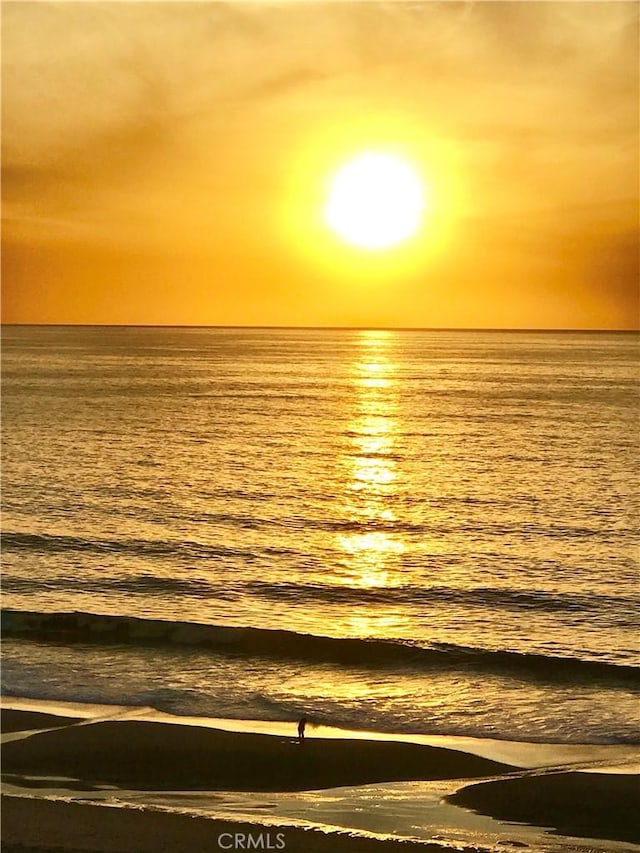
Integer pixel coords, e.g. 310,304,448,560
1,709,82,733
3,708,638,851
447,771,640,845
0,796,483,853
2,712,515,792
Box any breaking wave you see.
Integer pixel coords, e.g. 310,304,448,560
2,608,638,687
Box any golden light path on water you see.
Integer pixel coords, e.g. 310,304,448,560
299,330,406,703
330,331,461,667
331,331,413,652
339,330,401,586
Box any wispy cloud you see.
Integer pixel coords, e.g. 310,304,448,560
2,1,638,326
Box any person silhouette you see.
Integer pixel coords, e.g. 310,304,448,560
297,716,307,744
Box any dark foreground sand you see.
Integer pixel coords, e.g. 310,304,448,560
447,771,640,845
3,709,638,851
0,709,500,851
2,714,514,792
1,710,82,734
1,796,482,853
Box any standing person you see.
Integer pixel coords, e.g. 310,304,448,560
297,716,307,745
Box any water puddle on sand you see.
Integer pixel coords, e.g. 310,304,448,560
2,698,638,853
4,773,636,853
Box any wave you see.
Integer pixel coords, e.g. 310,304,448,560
2,609,639,687
187,392,321,401
3,515,627,565
2,574,226,600
3,569,637,620
244,581,639,617
1,532,292,561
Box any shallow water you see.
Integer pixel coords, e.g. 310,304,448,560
3,700,638,853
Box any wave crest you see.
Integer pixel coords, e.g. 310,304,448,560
2,608,638,687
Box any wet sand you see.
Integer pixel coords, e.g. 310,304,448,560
0,796,483,853
448,771,640,845
3,707,639,851
1,711,514,791
1,709,82,733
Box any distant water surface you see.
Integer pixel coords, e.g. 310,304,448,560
2,326,639,742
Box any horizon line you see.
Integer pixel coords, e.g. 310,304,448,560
1,323,638,334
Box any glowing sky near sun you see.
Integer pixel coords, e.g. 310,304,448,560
2,2,638,328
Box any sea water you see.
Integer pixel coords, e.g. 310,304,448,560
2,326,639,743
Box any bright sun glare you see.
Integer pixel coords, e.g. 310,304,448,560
325,152,425,250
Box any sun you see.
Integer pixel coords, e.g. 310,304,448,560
324,152,425,251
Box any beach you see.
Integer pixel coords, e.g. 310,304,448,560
3,0,640,842
2,329,639,851
1,711,514,793
1,797,446,853
3,705,639,852
448,773,640,846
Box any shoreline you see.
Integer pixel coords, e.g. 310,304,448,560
446,773,640,846
2,702,639,851
1,710,517,792
4,695,640,772
0,796,465,853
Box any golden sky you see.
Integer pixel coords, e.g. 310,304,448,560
2,1,639,328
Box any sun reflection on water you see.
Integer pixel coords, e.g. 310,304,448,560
337,532,404,588
337,331,405,594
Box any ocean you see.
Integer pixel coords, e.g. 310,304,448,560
2,326,639,745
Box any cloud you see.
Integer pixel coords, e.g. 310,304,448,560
2,1,638,323
587,229,640,319
4,3,636,156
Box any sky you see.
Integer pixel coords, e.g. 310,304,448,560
2,1,639,329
